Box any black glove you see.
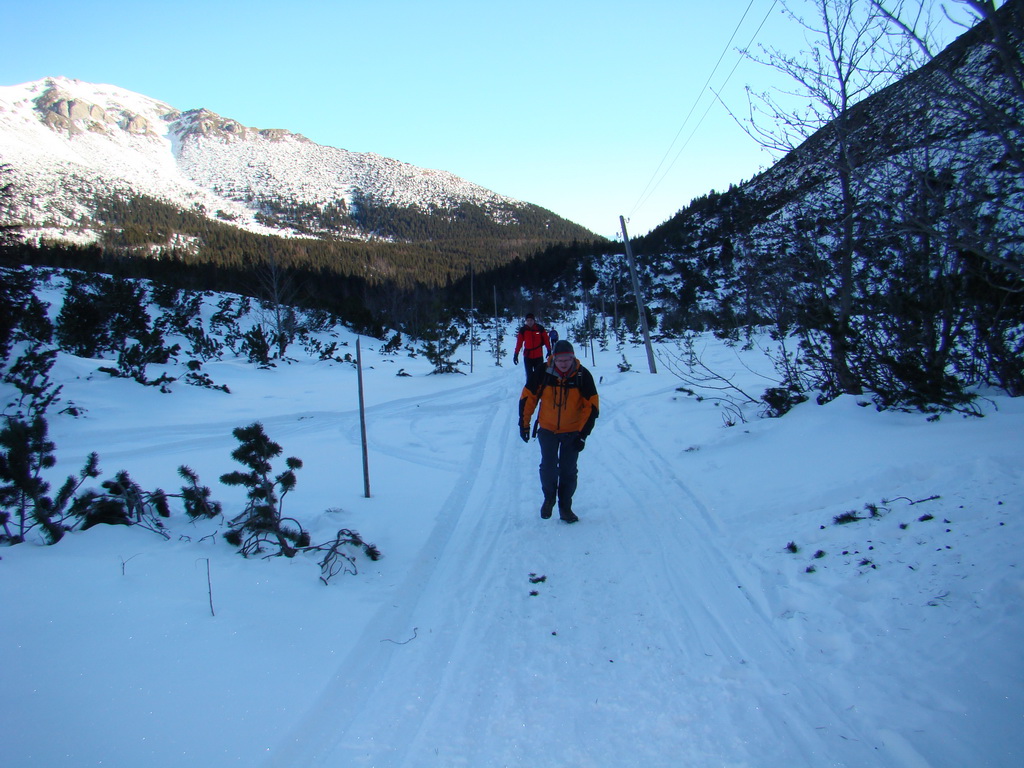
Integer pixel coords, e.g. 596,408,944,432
513,353,519,365
575,435,587,452
520,425,530,443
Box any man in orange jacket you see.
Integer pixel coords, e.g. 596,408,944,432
513,313,550,383
518,340,599,523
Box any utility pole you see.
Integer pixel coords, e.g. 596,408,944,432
493,285,500,367
356,337,371,498
469,260,475,373
619,216,657,373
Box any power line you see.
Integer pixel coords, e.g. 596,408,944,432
627,0,778,223
637,0,780,212
627,0,758,219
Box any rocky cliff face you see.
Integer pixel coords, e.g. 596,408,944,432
173,108,300,143
33,81,173,138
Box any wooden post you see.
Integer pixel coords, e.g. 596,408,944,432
613,279,619,331
601,294,607,349
467,259,474,373
493,285,500,367
356,337,371,498
583,281,596,365
619,216,657,373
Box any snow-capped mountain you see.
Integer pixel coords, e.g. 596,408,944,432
0,77,554,244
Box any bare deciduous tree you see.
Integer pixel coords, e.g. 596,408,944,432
742,0,928,395
869,0,1024,282
252,247,302,359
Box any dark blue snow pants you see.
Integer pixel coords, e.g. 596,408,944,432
537,428,581,512
523,355,545,383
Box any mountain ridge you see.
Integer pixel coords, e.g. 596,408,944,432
0,76,594,246
638,0,1023,256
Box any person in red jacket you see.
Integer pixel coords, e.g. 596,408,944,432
513,313,550,383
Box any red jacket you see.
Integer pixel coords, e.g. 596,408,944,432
514,324,550,360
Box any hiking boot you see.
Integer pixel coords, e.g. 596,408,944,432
559,508,579,524
540,496,555,519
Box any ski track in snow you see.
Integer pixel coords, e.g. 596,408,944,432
595,400,894,767
248,371,912,768
262,372,522,767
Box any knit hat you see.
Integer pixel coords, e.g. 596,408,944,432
525,313,535,320
552,340,574,356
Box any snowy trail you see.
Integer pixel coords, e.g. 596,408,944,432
260,370,898,768
5,339,1021,768
590,390,898,766
264,371,527,766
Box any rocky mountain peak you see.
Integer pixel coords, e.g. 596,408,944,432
0,77,590,247
171,108,306,145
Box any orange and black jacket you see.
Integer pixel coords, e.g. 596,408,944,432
519,359,599,436
514,324,550,361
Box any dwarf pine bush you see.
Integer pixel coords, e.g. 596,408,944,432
220,422,307,557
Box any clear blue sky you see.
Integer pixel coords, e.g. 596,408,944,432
0,0,971,238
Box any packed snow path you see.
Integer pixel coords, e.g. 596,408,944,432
264,371,900,768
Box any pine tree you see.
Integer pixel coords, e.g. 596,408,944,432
70,470,171,534
178,465,223,519
220,422,307,557
3,344,63,420
240,324,273,367
0,416,99,544
0,267,53,363
421,321,469,374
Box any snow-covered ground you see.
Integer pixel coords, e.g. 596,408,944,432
2,309,1022,767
